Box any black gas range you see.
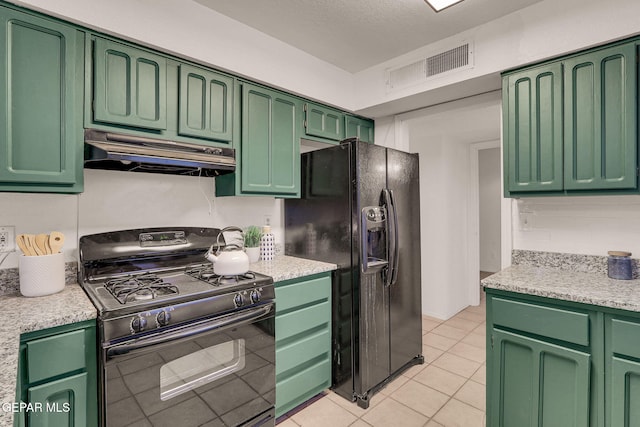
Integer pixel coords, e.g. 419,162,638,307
79,227,276,427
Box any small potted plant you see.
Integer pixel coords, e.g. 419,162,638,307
244,225,262,263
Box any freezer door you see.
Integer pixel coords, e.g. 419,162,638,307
386,148,423,373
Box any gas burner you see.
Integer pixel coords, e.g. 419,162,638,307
185,265,256,286
105,272,179,304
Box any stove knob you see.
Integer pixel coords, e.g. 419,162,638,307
131,316,147,333
156,310,171,327
234,293,245,308
250,289,261,304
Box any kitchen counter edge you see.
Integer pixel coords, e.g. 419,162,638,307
249,255,337,282
0,284,97,427
482,264,640,312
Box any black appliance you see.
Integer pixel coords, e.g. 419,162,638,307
79,227,275,427
285,138,424,408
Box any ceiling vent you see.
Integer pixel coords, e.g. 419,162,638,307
386,41,474,91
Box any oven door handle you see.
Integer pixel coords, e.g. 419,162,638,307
106,304,273,358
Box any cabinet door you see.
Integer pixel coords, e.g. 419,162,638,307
304,102,344,142
93,37,167,130
345,115,374,144
28,372,88,427
490,329,590,427
178,64,233,144
242,84,301,195
564,43,636,190
504,63,563,192
611,357,640,427
0,8,82,187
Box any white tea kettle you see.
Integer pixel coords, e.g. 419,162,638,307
205,226,250,276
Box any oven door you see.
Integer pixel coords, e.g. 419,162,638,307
102,304,275,427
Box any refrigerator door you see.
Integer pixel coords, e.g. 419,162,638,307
386,147,423,373
354,142,391,396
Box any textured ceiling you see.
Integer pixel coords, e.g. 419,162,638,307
195,0,542,73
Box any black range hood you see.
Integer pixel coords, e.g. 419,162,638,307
84,129,235,176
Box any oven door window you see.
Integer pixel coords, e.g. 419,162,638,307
160,338,245,401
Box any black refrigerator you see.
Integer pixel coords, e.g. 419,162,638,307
285,138,423,408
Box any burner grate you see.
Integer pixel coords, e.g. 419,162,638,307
105,272,179,304
185,266,256,286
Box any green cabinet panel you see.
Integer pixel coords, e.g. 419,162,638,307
492,297,590,346
491,329,591,427
178,64,233,143
0,6,83,192
504,63,563,192
223,83,300,197
345,115,374,144
563,43,636,190
28,373,87,427
27,329,86,383
275,273,331,417
611,357,640,427
304,102,345,142
93,37,167,130
503,41,638,196
16,320,98,427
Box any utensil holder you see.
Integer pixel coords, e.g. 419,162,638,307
19,253,65,297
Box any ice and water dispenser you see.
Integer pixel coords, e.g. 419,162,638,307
361,206,389,274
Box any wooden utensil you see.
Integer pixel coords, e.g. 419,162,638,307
49,231,65,254
35,234,50,255
16,234,34,256
23,234,38,256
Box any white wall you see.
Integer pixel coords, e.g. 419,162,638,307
354,0,640,116
512,196,640,257
12,0,354,110
479,148,501,272
399,92,502,319
0,170,283,269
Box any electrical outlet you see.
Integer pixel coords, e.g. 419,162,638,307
0,226,15,253
263,215,272,226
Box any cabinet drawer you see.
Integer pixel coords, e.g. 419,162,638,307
276,358,331,415
26,329,86,383
492,297,590,346
610,318,640,358
276,328,330,375
276,301,330,341
275,276,331,313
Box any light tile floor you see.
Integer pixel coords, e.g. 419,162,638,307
277,280,488,427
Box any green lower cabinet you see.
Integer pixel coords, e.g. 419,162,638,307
275,273,332,417
15,320,97,427
486,291,602,427
606,315,640,427
0,4,84,193
491,329,591,427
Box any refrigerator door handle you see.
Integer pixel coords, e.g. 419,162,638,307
386,189,400,286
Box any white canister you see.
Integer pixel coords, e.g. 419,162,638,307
19,252,65,297
260,226,275,261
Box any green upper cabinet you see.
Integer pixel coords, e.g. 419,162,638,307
504,63,563,192
93,37,167,130
503,41,638,197
345,115,374,144
563,43,637,191
217,82,301,197
304,102,345,142
178,64,233,143
0,5,84,193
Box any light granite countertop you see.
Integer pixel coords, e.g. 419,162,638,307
0,284,97,427
249,255,337,282
482,250,640,312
